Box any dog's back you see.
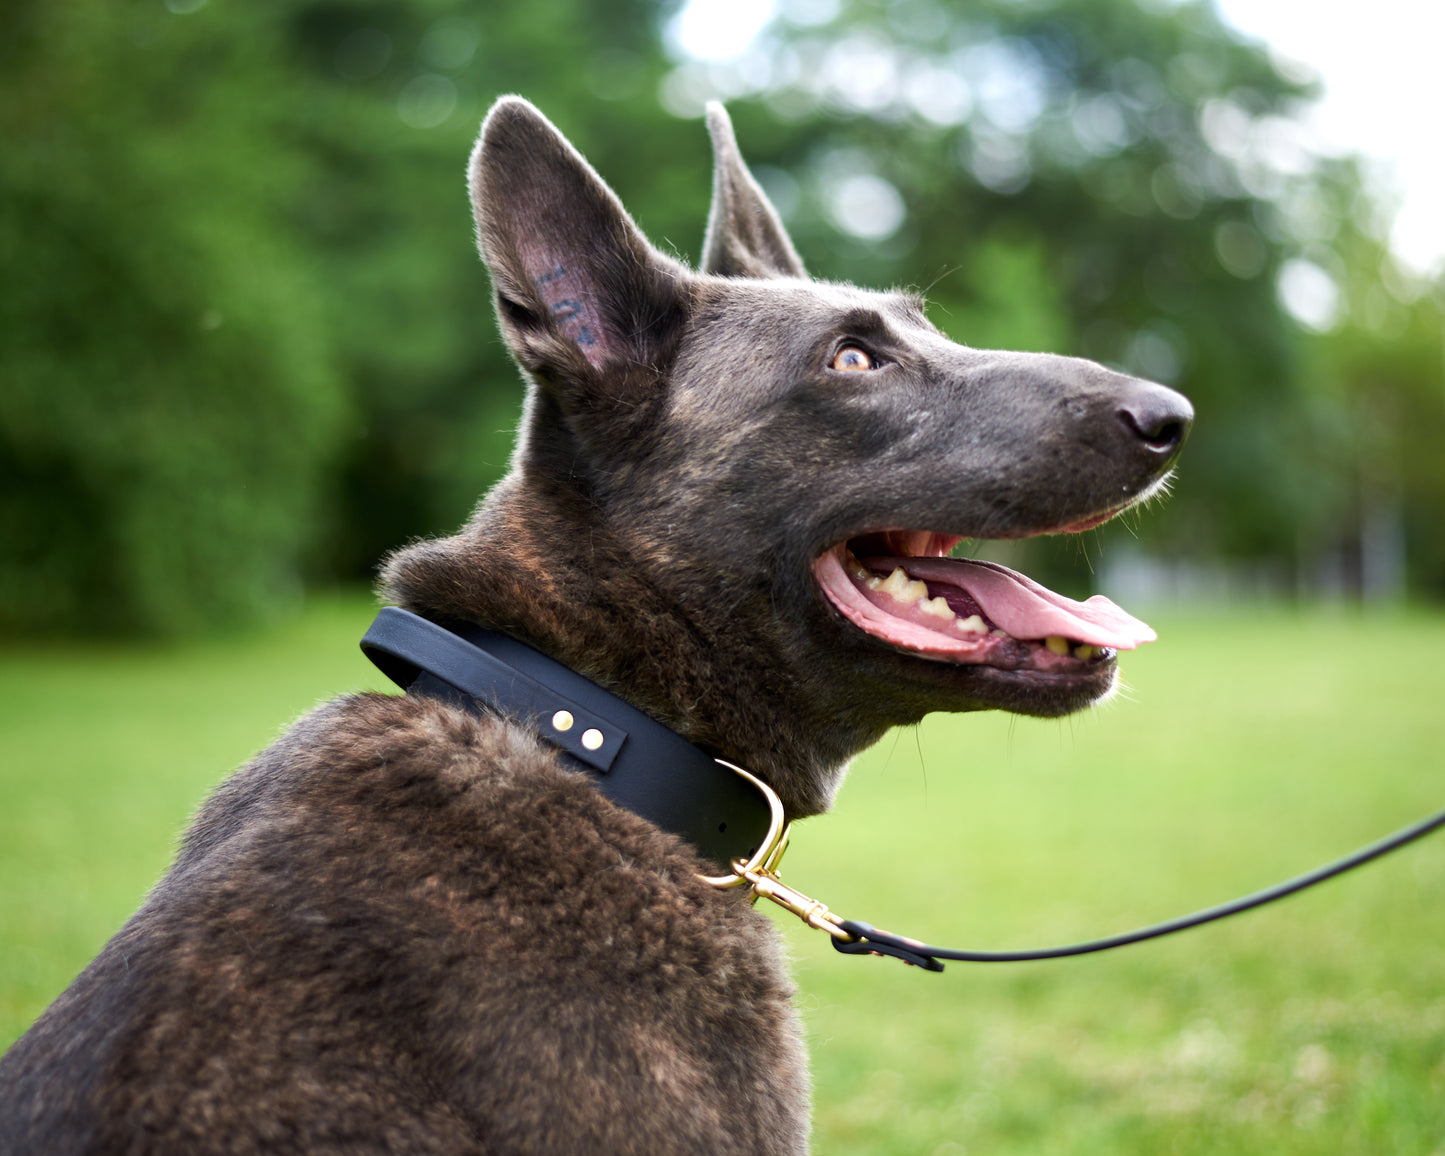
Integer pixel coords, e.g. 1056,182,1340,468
0,97,1188,1152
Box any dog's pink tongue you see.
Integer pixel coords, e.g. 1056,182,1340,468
898,556,1156,649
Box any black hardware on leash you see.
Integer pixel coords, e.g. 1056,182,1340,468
362,608,1445,973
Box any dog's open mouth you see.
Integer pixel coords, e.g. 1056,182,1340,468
813,530,1154,673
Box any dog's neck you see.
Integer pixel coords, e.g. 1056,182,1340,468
379,474,876,818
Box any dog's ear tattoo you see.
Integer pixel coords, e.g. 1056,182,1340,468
469,97,687,385
701,102,807,281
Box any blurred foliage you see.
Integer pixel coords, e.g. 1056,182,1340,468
0,0,346,635
0,0,691,636
2,0,1442,636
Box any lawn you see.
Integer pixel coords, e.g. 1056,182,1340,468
2,594,1442,1153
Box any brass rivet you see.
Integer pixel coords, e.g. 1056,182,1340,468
581,728,604,751
551,710,574,732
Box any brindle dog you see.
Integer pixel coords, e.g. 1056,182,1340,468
0,98,1190,1153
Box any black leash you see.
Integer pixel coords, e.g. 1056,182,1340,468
361,608,1444,973
832,805,1445,969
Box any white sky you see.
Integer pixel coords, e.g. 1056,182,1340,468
1214,0,1445,275
670,0,1445,276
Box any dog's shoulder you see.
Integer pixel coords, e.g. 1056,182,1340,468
0,694,809,1154
178,692,726,912
152,690,802,1019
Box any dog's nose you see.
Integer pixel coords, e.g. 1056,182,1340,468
1117,382,1192,461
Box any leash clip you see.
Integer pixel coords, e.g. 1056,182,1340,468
696,758,791,889
696,759,941,964
695,759,857,943
734,859,854,941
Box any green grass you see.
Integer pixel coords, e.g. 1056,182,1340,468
3,596,1443,1153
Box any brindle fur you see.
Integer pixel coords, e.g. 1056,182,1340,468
0,98,1190,1153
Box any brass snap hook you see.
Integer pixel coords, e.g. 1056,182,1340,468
696,758,789,888
698,759,855,942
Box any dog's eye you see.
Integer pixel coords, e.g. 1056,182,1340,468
832,346,874,372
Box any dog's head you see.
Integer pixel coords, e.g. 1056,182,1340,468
387,97,1191,815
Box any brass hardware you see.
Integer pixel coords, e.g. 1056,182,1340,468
696,759,788,889
551,710,574,732
695,760,857,943
735,862,853,941
759,823,790,876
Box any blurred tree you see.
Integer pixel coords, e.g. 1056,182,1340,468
1295,158,1445,598
3,0,1442,637
0,0,691,635
0,0,346,635
279,0,700,576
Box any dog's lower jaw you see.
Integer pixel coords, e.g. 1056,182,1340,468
953,658,1120,717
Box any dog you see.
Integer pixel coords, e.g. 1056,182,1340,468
0,97,1190,1153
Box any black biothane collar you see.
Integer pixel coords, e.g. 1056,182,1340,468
360,607,776,875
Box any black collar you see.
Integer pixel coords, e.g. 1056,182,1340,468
360,607,776,874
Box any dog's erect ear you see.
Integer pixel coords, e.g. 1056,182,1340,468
470,97,687,385
701,103,807,280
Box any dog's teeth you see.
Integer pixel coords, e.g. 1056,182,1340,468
955,614,987,635
991,628,1011,639
865,575,883,590
877,567,909,597
918,594,955,620
1044,636,1070,656
878,567,929,604
1074,644,1095,660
